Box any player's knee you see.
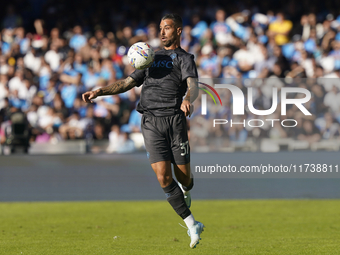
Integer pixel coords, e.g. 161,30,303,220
157,175,172,188
182,177,194,191
181,177,191,187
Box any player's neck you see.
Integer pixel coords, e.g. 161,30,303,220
164,41,181,50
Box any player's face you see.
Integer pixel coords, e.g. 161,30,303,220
159,19,181,48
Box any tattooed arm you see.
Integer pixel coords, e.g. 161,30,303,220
183,77,199,103
181,77,199,117
82,77,138,103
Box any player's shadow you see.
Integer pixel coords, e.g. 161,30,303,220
148,54,173,79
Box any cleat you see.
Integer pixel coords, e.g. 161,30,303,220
187,221,205,248
178,182,191,208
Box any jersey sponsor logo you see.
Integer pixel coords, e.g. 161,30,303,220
151,60,173,68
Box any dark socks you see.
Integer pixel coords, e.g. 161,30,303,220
163,180,191,219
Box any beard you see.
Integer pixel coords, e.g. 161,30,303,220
162,35,176,47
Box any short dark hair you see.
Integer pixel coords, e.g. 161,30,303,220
161,13,182,28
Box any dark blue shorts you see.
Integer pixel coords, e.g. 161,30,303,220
141,112,190,165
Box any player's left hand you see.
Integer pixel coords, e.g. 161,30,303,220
181,100,194,117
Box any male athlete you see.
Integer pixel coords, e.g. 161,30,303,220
82,14,204,248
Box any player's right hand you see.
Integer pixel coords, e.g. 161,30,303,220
82,91,98,103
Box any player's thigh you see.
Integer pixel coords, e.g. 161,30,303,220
151,160,173,188
173,163,191,186
141,115,172,164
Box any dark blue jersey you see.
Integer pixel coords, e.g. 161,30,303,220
130,47,198,116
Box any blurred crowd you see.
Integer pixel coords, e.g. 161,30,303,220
1,0,340,152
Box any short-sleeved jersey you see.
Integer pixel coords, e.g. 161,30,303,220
130,47,198,116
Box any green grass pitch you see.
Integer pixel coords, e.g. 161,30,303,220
1,200,339,255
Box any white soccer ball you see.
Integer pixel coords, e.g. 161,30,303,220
127,42,155,70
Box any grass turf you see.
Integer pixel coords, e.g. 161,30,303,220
0,200,339,255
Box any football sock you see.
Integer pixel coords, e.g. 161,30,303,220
182,177,194,192
184,214,195,228
163,179,191,219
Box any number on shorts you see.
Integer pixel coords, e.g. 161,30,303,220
180,141,189,156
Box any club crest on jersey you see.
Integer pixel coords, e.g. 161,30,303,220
170,53,177,59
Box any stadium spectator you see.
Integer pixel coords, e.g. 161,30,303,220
69,26,87,52
268,12,293,45
297,119,321,144
210,9,231,46
316,112,340,139
2,5,22,29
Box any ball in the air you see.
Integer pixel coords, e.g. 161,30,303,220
127,42,155,70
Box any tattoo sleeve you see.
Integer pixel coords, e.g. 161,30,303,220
184,77,199,103
96,77,138,96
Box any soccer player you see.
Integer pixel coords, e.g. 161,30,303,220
82,14,204,248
